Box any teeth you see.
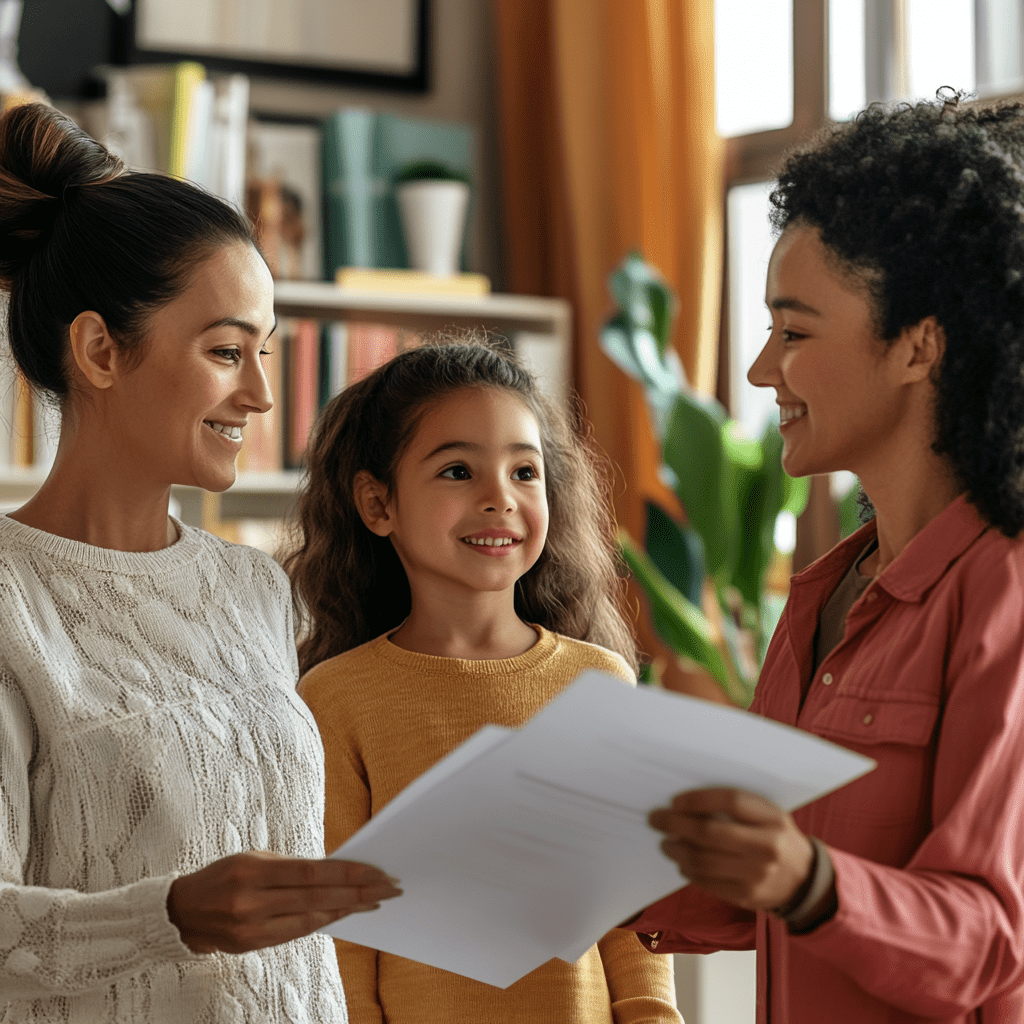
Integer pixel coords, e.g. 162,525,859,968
463,536,517,547
208,422,243,440
780,405,806,424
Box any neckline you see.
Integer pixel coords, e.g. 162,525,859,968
372,624,558,675
0,513,205,575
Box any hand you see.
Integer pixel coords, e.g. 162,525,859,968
648,788,814,912
167,851,401,954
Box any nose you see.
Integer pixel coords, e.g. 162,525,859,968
241,352,274,414
747,328,782,389
479,473,516,514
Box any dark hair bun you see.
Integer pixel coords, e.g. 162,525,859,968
0,103,124,287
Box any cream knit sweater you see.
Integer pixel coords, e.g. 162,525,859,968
0,515,346,1023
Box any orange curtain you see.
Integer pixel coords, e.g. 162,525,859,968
493,0,725,697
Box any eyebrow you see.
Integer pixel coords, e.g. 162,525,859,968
202,315,278,337
769,297,822,316
422,440,543,462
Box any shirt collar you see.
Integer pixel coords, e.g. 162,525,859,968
791,493,988,604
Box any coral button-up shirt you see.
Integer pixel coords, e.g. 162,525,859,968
628,495,1024,1022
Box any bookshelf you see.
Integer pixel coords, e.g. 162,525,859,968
0,285,573,528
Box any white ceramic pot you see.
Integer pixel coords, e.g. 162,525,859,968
396,180,470,277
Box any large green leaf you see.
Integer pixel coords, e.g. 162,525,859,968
662,391,739,582
619,533,732,696
644,501,705,607
838,480,864,538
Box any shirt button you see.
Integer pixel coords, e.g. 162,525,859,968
863,713,873,725
822,672,833,685
866,592,878,602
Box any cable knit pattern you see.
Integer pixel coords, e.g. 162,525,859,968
0,515,347,1023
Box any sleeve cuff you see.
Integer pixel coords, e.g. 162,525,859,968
772,837,837,934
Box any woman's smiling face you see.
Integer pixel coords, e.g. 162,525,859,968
747,223,914,480
106,242,276,493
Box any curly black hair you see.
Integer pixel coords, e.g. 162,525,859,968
770,92,1024,535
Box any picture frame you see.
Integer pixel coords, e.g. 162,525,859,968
119,0,430,93
246,114,324,281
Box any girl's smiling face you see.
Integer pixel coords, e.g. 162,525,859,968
748,224,916,480
359,387,550,602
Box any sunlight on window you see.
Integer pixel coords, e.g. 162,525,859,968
906,0,975,100
715,0,793,137
829,0,866,120
727,182,779,440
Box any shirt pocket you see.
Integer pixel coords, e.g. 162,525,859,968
808,692,941,748
800,694,940,857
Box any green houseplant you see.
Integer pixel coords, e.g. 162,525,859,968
601,253,809,706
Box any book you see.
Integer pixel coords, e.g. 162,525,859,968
236,343,284,474
90,65,249,208
334,267,490,296
346,323,399,385
285,319,321,468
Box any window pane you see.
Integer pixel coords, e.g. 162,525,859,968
715,0,793,137
906,0,974,100
976,0,1024,96
727,181,778,440
829,0,866,120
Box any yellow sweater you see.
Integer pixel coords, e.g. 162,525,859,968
299,626,681,1024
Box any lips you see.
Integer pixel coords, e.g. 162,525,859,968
205,421,244,442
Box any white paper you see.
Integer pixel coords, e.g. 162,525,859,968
325,671,875,988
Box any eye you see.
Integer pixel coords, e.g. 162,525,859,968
213,347,242,363
440,464,471,480
781,329,806,344
513,465,539,481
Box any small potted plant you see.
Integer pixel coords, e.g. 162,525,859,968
394,160,471,277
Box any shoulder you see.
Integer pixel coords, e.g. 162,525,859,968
189,526,291,603
544,631,637,685
297,634,390,708
946,527,1024,626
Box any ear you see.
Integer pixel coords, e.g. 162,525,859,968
352,470,394,537
895,315,946,384
69,311,118,390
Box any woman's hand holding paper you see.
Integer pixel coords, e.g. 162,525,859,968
167,852,401,954
648,787,814,912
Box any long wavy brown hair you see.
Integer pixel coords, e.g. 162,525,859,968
282,336,638,676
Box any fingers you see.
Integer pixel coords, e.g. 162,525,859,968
243,881,402,920
666,787,785,825
168,853,403,955
645,788,815,911
245,853,399,891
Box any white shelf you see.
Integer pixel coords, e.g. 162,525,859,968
272,281,572,340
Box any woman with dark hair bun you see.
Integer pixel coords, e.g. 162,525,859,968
0,103,398,1023
626,94,1024,1021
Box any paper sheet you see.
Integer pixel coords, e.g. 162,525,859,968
324,671,875,988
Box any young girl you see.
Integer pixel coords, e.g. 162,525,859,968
288,340,681,1024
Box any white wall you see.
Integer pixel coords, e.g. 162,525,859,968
675,950,757,1023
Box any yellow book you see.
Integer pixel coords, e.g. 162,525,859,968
168,62,206,180
334,267,491,296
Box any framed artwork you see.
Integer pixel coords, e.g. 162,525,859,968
246,115,323,281
121,0,430,92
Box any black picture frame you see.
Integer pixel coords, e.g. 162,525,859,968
115,0,431,93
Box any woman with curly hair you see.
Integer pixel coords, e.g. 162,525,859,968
626,94,1024,1021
